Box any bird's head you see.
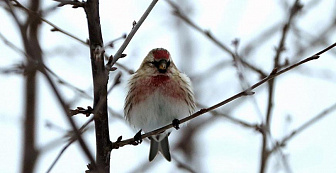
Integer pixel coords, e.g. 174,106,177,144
138,48,177,75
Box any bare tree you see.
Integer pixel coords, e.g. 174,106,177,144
1,0,336,173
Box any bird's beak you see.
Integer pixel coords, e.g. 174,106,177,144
159,60,167,71
155,59,170,73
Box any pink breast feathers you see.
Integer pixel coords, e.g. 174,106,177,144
133,75,184,103
152,49,170,60
150,75,170,86
149,76,184,99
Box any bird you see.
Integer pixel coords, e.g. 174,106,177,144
124,48,196,162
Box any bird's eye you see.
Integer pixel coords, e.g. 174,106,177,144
148,61,155,66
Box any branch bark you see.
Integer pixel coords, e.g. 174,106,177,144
6,0,43,171
83,0,110,172
261,1,302,172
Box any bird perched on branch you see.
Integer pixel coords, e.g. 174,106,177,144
124,48,196,161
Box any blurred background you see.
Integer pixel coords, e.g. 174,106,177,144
1,0,336,172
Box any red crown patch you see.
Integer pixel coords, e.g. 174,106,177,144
152,49,170,60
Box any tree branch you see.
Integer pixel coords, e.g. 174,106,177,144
111,40,336,148
269,101,336,154
40,67,97,169
5,0,41,172
45,117,94,173
261,1,302,172
166,0,267,78
54,0,85,8
12,0,133,74
106,0,159,69
82,0,111,172
4,1,97,170
11,0,87,45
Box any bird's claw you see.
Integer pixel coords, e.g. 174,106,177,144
133,129,143,145
172,119,180,130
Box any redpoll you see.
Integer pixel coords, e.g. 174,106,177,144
124,48,196,161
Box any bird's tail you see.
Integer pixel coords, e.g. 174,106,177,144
149,135,171,162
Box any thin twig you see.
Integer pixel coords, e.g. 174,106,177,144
0,31,93,99
39,66,97,169
166,0,267,78
54,0,85,8
232,39,265,121
11,0,133,74
270,101,336,154
104,34,127,49
0,32,30,60
11,0,87,45
44,66,92,99
106,0,159,69
4,0,22,27
45,116,94,173
242,23,282,58
198,103,257,129
70,106,93,117
111,40,336,148
1,28,122,134
261,1,302,172
45,138,74,173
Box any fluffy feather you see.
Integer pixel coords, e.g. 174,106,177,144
124,48,196,161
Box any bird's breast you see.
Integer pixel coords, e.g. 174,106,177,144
149,75,170,87
132,75,185,104
127,75,190,131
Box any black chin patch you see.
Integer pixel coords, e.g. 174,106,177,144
152,60,170,73
158,69,167,73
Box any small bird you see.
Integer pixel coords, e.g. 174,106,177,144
124,48,196,161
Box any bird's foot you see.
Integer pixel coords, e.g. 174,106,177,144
133,129,143,145
172,119,180,130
